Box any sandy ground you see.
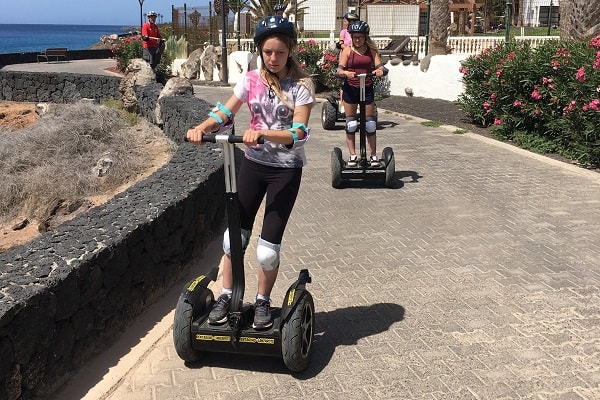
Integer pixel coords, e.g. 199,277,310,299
0,101,172,252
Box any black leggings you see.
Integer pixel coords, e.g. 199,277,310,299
237,158,302,244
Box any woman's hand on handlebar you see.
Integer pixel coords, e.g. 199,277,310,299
186,125,207,144
343,71,355,79
371,69,384,77
243,129,263,146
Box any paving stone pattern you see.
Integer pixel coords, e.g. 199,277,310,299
108,87,600,400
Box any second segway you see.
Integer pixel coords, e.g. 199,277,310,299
331,73,395,188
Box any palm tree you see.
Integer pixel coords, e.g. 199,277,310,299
244,0,309,35
428,0,450,55
560,0,600,41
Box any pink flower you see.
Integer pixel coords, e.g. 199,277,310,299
591,34,600,49
483,102,491,110
491,93,497,102
308,39,317,45
542,77,553,84
531,90,542,101
496,69,503,77
494,118,503,125
593,51,600,69
576,67,586,82
589,99,600,111
563,100,577,115
513,100,522,108
583,104,589,111
534,109,541,115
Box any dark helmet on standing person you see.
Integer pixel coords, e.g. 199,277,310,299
146,11,158,17
274,3,286,12
254,16,297,47
343,12,359,21
348,20,370,35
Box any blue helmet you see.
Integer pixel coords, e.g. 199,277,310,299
348,20,370,35
254,16,297,46
274,3,286,12
343,12,359,21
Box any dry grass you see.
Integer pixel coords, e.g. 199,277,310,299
0,101,175,229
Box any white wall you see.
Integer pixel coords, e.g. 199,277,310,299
385,54,468,102
366,5,420,36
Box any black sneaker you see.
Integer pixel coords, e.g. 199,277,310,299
208,294,231,325
252,299,273,330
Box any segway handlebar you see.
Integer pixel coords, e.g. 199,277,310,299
183,123,264,144
334,71,387,80
202,134,265,144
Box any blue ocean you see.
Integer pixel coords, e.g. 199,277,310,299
0,24,137,54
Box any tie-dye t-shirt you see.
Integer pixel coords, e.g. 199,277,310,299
233,70,314,168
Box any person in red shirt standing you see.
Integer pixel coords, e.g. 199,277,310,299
141,11,164,70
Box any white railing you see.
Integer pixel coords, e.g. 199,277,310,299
226,35,560,58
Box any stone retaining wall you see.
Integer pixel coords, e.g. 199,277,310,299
0,71,226,399
0,49,113,67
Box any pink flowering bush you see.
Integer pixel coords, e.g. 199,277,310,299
458,35,600,166
294,39,323,76
319,48,341,90
111,36,143,73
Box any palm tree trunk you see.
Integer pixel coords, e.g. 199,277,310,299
429,0,450,55
560,0,600,41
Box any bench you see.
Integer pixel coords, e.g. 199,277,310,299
37,48,68,63
379,36,413,61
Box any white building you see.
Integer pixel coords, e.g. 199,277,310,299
521,0,560,27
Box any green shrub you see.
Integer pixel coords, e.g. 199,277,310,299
458,35,600,167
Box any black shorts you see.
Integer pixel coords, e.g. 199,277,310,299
342,83,375,104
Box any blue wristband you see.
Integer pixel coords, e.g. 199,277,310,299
291,122,307,133
288,128,299,142
216,102,233,119
208,111,224,126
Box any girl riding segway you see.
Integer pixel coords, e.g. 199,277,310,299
185,15,315,331
336,20,386,167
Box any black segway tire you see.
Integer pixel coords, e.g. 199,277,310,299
331,147,343,188
382,147,395,188
173,288,214,362
321,101,338,130
281,291,315,372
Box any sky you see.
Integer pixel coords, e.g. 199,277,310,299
0,0,205,26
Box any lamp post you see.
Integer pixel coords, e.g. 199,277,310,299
221,0,229,83
546,0,552,36
138,0,145,34
505,0,512,42
424,0,431,56
236,0,241,48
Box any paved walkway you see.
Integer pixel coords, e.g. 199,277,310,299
8,62,597,399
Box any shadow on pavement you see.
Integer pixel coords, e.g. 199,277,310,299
184,302,405,377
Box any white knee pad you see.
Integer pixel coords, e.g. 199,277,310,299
223,228,251,256
346,118,358,134
256,237,280,271
366,118,377,135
